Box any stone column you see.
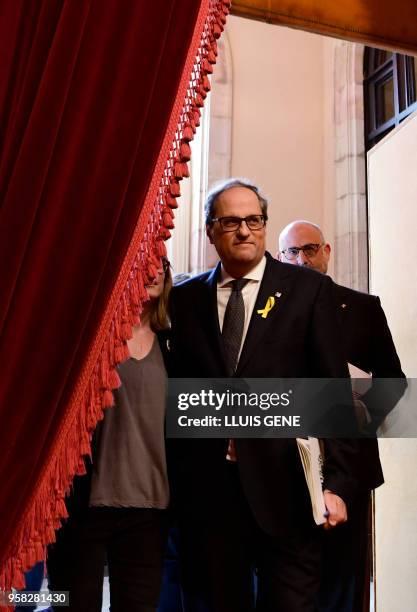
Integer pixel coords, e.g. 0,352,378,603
333,42,368,291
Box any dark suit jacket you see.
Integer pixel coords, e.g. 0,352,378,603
167,253,358,537
333,283,406,491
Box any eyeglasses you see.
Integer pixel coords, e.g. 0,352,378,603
210,215,267,232
281,243,323,261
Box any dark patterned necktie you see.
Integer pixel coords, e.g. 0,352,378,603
222,278,249,375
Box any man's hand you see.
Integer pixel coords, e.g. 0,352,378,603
323,490,348,530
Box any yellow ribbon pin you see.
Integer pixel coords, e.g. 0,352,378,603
257,296,275,319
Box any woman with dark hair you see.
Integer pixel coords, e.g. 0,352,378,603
47,258,173,612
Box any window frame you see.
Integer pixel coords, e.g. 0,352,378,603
364,47,417,150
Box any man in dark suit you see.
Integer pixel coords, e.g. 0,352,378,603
278,220,406,612
168,179,358,612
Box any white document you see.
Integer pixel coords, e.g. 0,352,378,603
348,362,372,395
296,437,327,525
348,362,373,427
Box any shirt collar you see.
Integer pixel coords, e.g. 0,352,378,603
218,255,266,287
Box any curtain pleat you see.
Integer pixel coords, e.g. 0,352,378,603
0,0,230,593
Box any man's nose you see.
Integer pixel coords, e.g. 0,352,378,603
296,250,309,265
236,221,251,237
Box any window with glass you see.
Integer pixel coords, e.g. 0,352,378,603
364,47,417,150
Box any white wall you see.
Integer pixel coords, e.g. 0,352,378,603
368,112,417,612
322,36,337,278
225,16,335,260
170,17,338,274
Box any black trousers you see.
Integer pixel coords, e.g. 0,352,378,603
178,462,322,612
317,490,371,612
47,506,168,612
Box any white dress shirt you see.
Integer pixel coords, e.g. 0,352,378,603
217,255,266,362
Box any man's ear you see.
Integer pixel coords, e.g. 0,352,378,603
276,250,282,261
206,224,214,245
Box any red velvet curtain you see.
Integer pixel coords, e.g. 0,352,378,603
0,0,229,591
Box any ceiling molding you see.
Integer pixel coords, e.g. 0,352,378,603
230,1,417,54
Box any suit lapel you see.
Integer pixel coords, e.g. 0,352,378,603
236,255,294,375
333,283,351,325
204,263,229,374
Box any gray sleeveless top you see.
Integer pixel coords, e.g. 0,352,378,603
89,337,169,508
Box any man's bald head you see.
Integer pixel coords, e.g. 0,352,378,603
278,220,331,274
